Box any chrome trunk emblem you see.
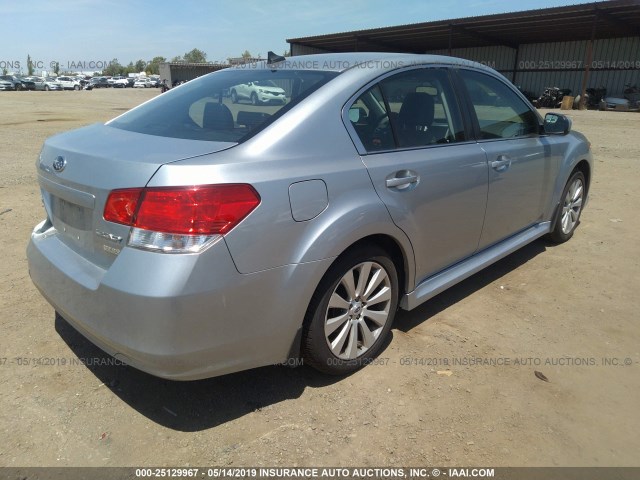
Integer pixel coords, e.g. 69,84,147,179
52,156,66,172
96,231,123,243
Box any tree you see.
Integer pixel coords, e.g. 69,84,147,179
53,62,60,75
134,59,146,72
241,50,252,60
171,55,183,63
103,58,123,76
183,48,207,63
1,67,7,75
124,61,136,76
27,54,34,76
146,56,167,75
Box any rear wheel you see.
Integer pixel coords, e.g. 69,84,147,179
231,90,238,103
74,85,80,91
44,85,50,91
251,92,259,105
548,170,585,243
302,246,398,375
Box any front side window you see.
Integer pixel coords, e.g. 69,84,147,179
348,68,466,152
109,69,338,143
459,69,539,140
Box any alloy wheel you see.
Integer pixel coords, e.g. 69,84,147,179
561,177,584,234
324,261,392,360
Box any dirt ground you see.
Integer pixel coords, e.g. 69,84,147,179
0,89,638,468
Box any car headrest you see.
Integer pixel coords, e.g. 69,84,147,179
203,103,233,130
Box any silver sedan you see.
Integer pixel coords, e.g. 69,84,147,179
27,53,592,379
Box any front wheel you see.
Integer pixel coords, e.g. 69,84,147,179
548,170,586,243
302,246,399,375
251,92,259,105
44,85,50,91
230,90,238,103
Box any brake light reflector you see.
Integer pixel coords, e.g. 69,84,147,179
103,184,260,253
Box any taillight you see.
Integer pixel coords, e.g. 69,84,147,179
104,184,260,253
104,188,142,225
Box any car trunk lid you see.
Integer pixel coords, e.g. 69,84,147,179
37,123,235,268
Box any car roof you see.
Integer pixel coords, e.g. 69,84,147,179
251,52,494,74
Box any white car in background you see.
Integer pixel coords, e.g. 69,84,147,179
113,77,129,88
56,76,82,91
230,79,287,105
133,78,152,88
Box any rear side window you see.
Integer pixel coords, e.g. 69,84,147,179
348,68,466,152
459,70,539,139
109,69,338,142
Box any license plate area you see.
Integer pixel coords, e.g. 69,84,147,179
52,197,92,231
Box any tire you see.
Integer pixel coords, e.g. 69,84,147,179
548,170,586,243
231,90,238,103
251,92,259,106
302,246,399,375
74,85,80,91
44,85,50,91
16,84,23,91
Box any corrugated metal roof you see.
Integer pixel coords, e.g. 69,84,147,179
287,0,640,52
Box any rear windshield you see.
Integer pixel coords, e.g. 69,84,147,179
109,68,339,142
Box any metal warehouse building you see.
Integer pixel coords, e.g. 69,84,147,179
158,62,228,87
287,0,640,100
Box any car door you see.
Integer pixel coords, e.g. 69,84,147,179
457,69,553,249
347,67,489,284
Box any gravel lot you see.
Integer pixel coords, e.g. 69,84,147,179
1,89,638,468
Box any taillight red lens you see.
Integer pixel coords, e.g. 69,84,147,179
104,188,143,225
104,184,260,235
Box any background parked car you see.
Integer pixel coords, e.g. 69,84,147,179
133,77,152,88
0,79,13,91
112,77,129,88
23,77,44,90
230,79,287,105
18,77,36,90
90,77,110,88
0,75,25,91
43,78,63,91
76,77,91,89
56,76,82,91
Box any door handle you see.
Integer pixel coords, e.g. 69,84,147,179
491,155,511,172
386,174,419,189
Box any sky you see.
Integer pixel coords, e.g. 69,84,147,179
1,0,598,72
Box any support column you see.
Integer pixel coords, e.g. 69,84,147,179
512,45,520,85
580,10,599,109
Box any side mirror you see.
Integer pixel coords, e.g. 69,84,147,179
544,113,572,135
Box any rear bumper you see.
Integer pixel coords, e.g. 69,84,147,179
27,222,331,380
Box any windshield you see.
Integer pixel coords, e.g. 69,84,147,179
109,68,339,142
